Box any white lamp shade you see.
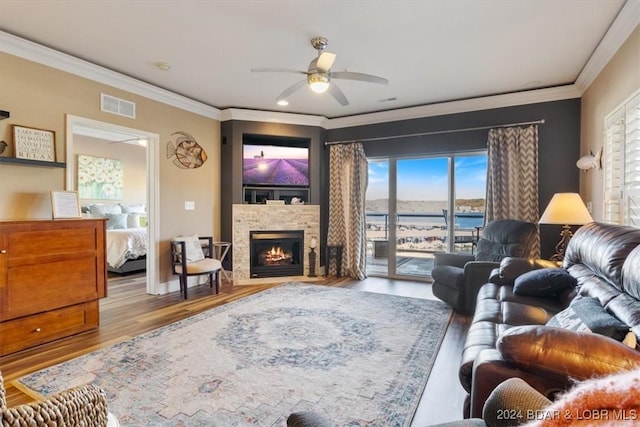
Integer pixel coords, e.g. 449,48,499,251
539,193,594,225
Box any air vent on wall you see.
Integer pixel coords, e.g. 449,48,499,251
101,93,136,119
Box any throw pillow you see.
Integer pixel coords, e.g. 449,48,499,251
546,297,629,341
173,235,205,262
127,213,140,228
106,213,128,230
513,268,576,297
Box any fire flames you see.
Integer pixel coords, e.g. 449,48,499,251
262,246,292,265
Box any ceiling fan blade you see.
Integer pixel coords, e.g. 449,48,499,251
330,71,388,85
316,52,336,72
329,82,349,106
276,79,308,102
251,67,307,75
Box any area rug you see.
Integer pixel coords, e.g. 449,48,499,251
16,283,451,427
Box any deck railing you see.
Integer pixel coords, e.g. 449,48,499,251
366,211,484,255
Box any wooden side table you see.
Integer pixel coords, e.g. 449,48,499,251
213,241,232,282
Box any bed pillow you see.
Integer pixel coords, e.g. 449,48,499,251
120,203,146,214
546,297,629,341
89,203,122,217
513,268,576,297
106,213,128,230
173,235,205,262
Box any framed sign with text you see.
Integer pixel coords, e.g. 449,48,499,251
12,125,56,162
51,191,82,219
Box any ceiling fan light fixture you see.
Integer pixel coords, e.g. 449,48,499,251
308,73,329,93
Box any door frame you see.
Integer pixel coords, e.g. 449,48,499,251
65,115,160,295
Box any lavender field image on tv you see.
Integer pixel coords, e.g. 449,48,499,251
243,144,309,186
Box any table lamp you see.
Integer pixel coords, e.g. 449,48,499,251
539,192,593,262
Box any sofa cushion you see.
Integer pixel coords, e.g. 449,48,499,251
546,297,629,341
513,268,576,297
496,325,640,381
564,222,640,291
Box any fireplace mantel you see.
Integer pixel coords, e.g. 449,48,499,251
232,204,320,284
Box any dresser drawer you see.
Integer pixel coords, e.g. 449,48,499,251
0,301,99,356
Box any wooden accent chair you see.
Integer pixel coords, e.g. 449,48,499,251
170,235,222,299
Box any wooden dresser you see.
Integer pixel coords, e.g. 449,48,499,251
0,219,107,356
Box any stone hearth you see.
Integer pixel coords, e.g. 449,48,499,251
232,204,320,284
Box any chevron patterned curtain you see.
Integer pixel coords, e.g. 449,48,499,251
327,143,368,279
485,125,540,257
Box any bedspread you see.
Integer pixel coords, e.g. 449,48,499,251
107,227,147,268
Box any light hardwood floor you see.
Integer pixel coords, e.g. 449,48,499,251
0,273,470,425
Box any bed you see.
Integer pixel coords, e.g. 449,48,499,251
107,227,147,274
83,203,148,274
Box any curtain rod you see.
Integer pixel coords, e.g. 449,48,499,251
324,119,545,146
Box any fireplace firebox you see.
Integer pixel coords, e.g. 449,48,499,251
250,230,304,278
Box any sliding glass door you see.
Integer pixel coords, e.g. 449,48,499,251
365,152,486,280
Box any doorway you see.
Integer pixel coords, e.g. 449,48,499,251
65,115,160,294
365,152,487,280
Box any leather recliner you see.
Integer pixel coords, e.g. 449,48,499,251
431,219,538,314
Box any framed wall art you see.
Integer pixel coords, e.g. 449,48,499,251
77,154,124,200
12,125,56,162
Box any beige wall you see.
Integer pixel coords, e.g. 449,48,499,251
581,25,640,221
0,52,221,282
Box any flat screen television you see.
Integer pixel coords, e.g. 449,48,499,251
243,144,309,187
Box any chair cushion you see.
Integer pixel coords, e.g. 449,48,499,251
431,265,465,287
513,268,576,297
174,258,221,274
173,235,205,262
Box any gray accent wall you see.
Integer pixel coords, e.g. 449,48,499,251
324,98,582,259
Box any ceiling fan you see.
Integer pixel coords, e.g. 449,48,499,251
251,37,388,106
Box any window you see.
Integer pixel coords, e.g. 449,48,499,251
604,90,640,226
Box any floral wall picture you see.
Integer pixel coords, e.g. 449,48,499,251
78,154,124,200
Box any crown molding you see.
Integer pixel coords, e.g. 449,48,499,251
0,31,221,120
325,85,581,129
219,108,328,128
575,0,640,93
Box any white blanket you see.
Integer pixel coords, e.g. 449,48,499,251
106,228,147,268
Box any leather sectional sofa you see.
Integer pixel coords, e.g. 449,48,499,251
459,222,640,418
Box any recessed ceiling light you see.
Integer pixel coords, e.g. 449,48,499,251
153,61,171,71
277,99,289,106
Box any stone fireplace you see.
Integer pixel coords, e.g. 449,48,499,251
232,204,320,284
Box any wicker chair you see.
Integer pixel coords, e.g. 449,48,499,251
1,371,112,427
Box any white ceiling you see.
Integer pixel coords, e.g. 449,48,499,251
0,1,636,119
